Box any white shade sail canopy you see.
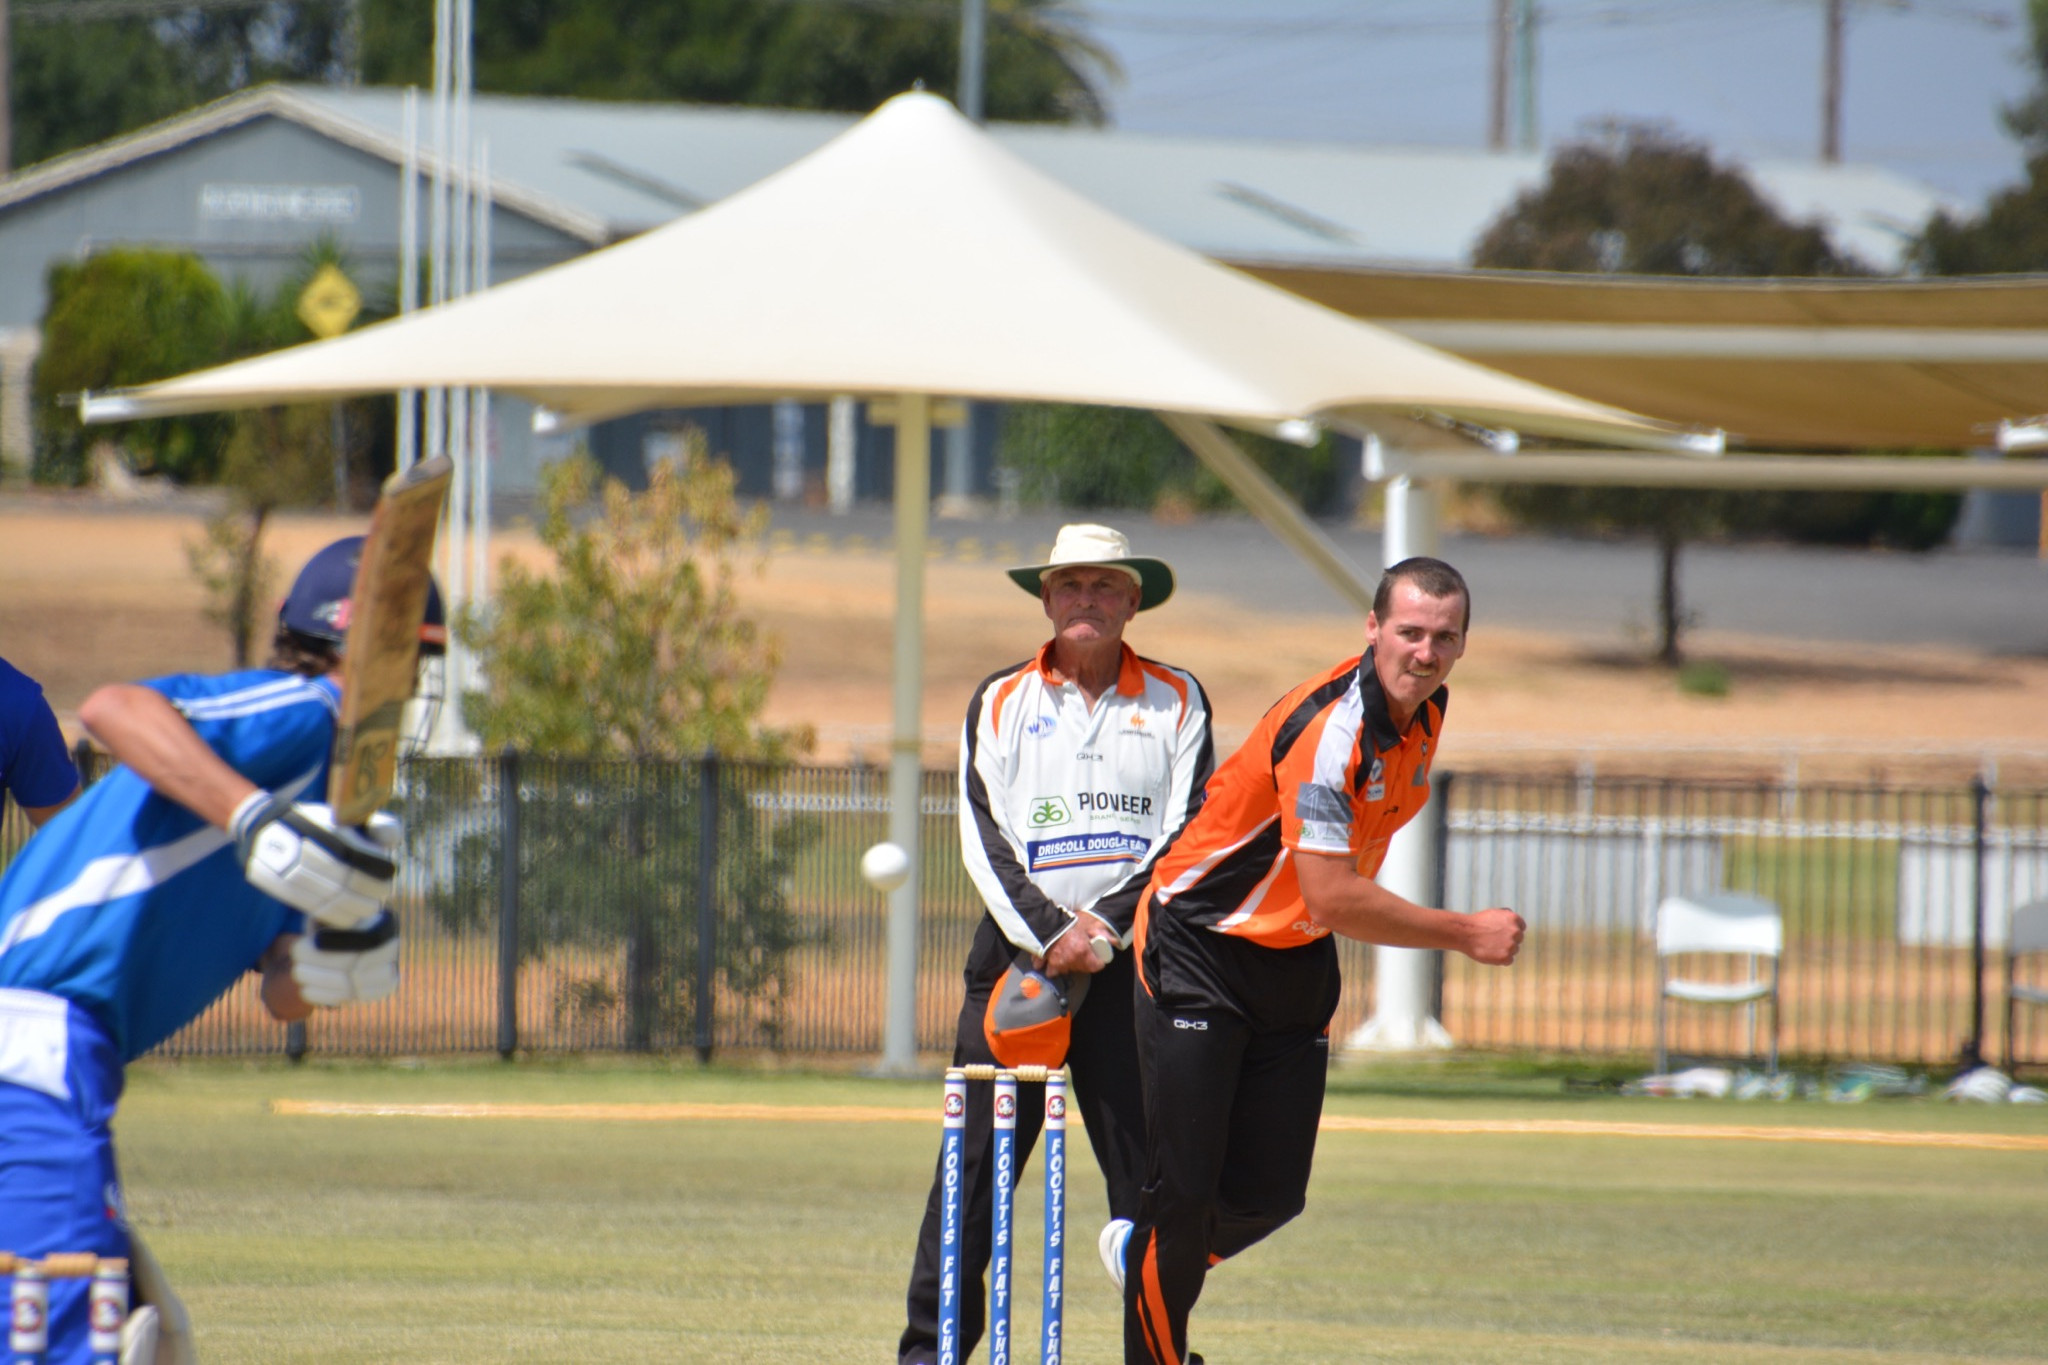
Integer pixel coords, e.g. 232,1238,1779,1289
85,92,1691,450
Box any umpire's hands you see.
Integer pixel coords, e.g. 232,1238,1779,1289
290,910,402,1007
231,792,396,928
1040,910,1118,977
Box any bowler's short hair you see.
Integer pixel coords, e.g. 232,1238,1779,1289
1373,557,1470,631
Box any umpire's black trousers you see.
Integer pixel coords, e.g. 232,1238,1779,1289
899,914,1147,1365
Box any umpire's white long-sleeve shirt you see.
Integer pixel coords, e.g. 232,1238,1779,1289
958,641,1213,956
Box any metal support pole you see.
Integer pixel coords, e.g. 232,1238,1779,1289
1488,0,1510,151
878,394,932,1075
938,409,977,516
397,87,419,473
469,138,493,615
497,746,520,1060
1429,770,1454,1022
1156,413,1375,614
695,750,721,1063
1821,0,1845,163
1348,471,1454,1052
827,397,857,514
0,0,12,178
1513,0,1537,151
331,403,346,509
958,0,986,123
1964,775,1989,1069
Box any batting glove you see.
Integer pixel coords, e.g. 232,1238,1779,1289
289,909,402,1007
231,792,397,929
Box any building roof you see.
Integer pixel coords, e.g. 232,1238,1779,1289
0,82,1957,273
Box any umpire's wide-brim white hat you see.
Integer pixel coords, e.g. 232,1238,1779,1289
1007,523,1175,612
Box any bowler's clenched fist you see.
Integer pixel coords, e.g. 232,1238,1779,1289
1464,907,1526,966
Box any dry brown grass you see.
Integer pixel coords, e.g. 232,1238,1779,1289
8,496,2045,783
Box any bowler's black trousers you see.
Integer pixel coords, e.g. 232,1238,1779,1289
1121,993,1331,1365
898,914,1148,1365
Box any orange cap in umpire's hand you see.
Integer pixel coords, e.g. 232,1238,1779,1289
983,952,1090,1069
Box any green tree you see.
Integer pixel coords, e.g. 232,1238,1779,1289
1472,126,1882,667
1911,1,2048,273
459,445,808,760
161,242,381,662
12,0,1110,175
36,240,382,650
183,401,335,665
1912,159,2048,273
359,0,1115,123
10,1,352,169
1000,404,1344,518
431,441,818,1051
1995,0,2048,154
1472,124,1869,277
32,249,234,485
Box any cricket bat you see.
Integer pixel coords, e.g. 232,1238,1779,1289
328,455,454,825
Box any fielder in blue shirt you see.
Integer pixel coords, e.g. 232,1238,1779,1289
0,537,442,1365
0,655,82,828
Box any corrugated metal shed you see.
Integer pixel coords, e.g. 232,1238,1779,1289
1,82,1954,273
282,85,1954,270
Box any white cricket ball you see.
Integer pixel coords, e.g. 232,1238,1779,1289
860,841,912,893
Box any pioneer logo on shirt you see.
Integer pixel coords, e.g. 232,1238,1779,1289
1078,791,1153,818
1027,796,1074,828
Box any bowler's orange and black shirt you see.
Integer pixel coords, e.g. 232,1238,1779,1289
1141,648,1443,953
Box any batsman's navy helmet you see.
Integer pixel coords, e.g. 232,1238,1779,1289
280,535,447,656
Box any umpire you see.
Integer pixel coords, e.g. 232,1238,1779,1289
897,523,1213,1365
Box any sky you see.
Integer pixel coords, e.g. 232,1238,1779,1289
1080,0,2036,213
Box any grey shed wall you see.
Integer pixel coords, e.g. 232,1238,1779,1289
0,115,591,331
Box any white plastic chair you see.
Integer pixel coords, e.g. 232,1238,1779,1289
2004,900,2048,1073
1655,893,1782,1075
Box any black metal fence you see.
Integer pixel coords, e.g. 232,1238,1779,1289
4,755,2043,1071
1432,773,2048,1071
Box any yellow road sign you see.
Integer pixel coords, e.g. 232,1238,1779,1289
297,264,362,338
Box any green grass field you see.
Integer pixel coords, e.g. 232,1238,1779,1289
105,1057,2048,1364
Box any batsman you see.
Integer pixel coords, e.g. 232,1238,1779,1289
0,481,445,1362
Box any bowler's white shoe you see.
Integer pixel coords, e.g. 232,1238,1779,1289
118,1306,159,1365
1098,1218,1133,1294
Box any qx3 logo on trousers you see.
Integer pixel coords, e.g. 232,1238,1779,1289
1171,1017,1208,1031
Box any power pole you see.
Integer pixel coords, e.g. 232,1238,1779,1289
341,0,361,86
1488,0,1510,151
948,0,987,520
1821,0,1845,162
958,0,985,123
1513,0,1537,152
